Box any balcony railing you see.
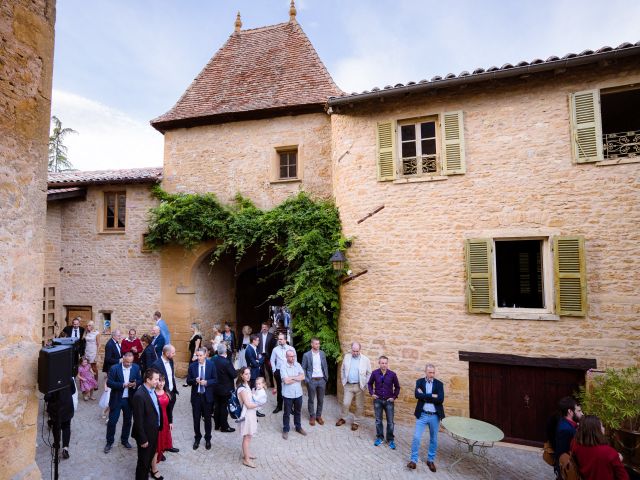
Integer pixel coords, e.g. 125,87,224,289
603,130,640,159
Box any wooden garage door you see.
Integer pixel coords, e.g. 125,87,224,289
469,362,586,446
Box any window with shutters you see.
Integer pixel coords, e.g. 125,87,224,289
104,191,126,230
570,85,640,164
376,110,466,182
398,118,439,177
465,235,586,320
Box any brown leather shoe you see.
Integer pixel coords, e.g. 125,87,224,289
335,418,346,426
427,461,437,472
351,423,359,431
296,427,307,436
316,416,324,425
309,417,316,426
407,461,417,470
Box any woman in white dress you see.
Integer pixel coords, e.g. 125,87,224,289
237,325,252,369
83,321,100,382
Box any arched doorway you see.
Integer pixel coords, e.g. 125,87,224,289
235,264,284,336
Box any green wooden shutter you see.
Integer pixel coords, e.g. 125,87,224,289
570,90,603,163
465,238,493,313
376,121,396,181
442,110,466,175
553,236,587,316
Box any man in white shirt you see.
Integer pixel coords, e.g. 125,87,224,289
301,338,329,426
270,333,296,414
257,322,274,387
280,349,306,439
104,351,141,453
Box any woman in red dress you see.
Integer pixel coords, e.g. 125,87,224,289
150,374,174,480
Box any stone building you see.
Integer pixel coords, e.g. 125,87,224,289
1,0,55,478
44,168,162,362
45,5,640,447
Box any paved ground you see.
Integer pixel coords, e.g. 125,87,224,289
36,379,552,480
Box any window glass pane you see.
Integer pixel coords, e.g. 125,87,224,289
422,139,437,155
401,142,416,158
400,124,416,141
421,122,436,139
106,193,115,228
495,240,544,308
280,166,288,178
279,151,297,178
289,164,297,178
117,193,126,228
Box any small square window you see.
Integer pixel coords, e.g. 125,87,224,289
278,150,298,180
104,192,126,230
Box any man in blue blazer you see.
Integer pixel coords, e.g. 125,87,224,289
187,347,217,450
151,325,166,358
104,351,142,453
407,363,445,472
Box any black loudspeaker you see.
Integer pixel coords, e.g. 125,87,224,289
38,345,72,394
52,337,80,376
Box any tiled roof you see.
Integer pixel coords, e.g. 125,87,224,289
47,187,84,194
48,167,163,187
328,41,640,107
151,20,342,132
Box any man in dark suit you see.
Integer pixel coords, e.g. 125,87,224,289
151,325,166,358
132,368,161,480
245,334,263,389
301,337,329,426
407,363,445,472
187,347,217,450
62,317,86,361
102,330,122,376
257,322,275,387
151,344,180,453
212,343,236,433
104,351,141,453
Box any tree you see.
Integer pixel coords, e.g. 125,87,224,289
48,115,77,172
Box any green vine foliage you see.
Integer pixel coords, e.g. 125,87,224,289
146,186,346,361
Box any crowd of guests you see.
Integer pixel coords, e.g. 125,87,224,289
50,313,631,479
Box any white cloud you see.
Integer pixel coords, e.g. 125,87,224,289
50,90,164,171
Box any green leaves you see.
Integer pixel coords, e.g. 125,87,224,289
146,189,345,361
579,367,640,431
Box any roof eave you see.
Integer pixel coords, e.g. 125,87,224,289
151,102,328,133
327,45,640,108
47,177,162,189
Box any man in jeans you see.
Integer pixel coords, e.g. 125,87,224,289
280,349,307,439
407,363,445,473
301,337,329,426
367,355,400,449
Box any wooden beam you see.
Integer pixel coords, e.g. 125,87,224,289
341,269,368,284
458,351,597,371
357,205,384,224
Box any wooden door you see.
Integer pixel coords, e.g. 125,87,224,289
66,306,93,328
469,362,586,446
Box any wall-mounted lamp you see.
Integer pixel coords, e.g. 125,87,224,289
329,250,347,272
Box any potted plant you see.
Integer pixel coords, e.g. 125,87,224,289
578,366,640,474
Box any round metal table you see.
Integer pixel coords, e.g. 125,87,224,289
441,416,504,478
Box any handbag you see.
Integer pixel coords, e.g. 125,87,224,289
98,389,111,409
542,440,555,466
558,452,582,480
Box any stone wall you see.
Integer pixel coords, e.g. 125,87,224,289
0,1,55,478
45,184,161,365
161,112,333,208
331,60,640,423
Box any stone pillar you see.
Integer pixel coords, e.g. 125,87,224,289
0,1,56,478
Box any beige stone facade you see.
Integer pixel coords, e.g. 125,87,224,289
331,59,640,424
0,1,55,478
45,184,161,362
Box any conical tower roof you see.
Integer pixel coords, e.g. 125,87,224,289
151,19,342,132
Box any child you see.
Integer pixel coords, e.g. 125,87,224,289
236,377,267,423
77,357,98,400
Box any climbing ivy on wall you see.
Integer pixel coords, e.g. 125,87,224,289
146,186,346,361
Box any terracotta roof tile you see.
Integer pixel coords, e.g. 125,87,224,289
328,41,640,107
151,21,342,131
48,167,163,187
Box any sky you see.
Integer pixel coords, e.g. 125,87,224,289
51,0,640,171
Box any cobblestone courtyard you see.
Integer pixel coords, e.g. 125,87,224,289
37,380,551,480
